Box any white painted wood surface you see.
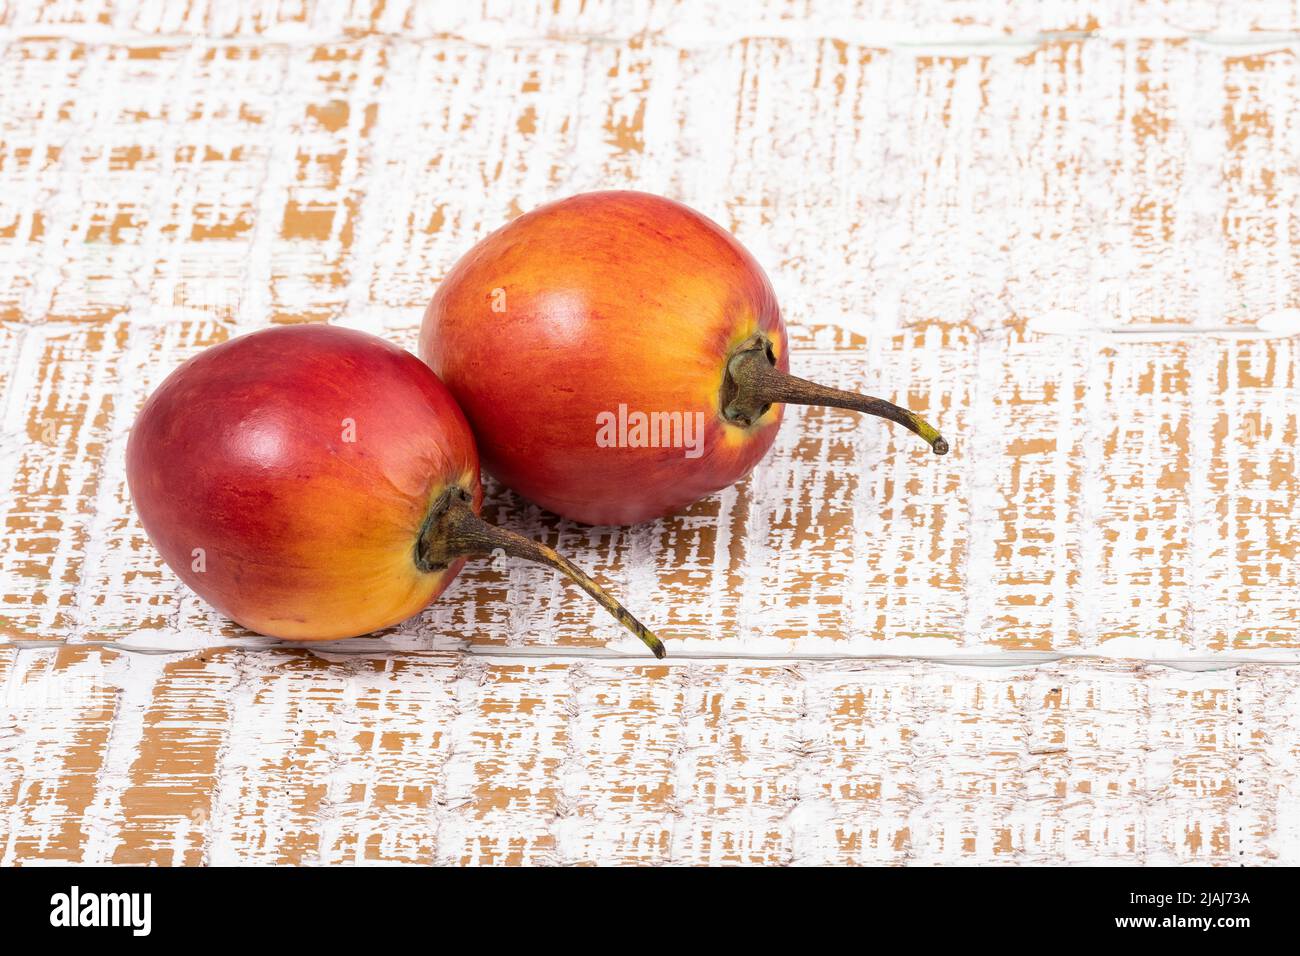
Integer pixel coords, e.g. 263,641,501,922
1,0,1298,864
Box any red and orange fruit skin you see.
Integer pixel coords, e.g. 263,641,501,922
420,190,789,526
126,324,481,640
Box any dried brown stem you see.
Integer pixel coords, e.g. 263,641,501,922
419,488,665,659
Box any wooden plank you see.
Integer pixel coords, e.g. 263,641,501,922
0,646,121,863
1,322,132,637
0,40,390,326
0,646,16,847
2,36,1295,340
1,3,1299,867
6,646,1297,865
204,652,460,865
330,35,1300,332
102,651,237,865
431,325,1299,656
6,318,1295,656
1087,334,1300,651
4,1,1300,39
6,36,1283,334
720,38,1300,332
0,318,233,640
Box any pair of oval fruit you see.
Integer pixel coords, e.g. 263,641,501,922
128,192,948,658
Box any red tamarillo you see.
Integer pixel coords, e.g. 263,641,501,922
420,190,947,526
127,324,664,657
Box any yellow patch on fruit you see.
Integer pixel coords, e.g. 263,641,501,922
705,319,758,418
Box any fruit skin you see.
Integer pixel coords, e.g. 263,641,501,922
126,324,481,640
420,190,789,526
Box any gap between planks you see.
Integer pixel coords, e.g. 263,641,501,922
3,640,1299,671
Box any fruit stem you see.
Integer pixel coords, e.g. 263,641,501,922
418,488,666,659
723,336,949,455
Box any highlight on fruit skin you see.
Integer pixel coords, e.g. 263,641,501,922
420,190,949,527
125,323,665,658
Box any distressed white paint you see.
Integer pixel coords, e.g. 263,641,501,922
2,646,1298,865
0,1,1298,864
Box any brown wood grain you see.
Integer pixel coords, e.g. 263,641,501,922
2,3,1298,864
3,647,1297,865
